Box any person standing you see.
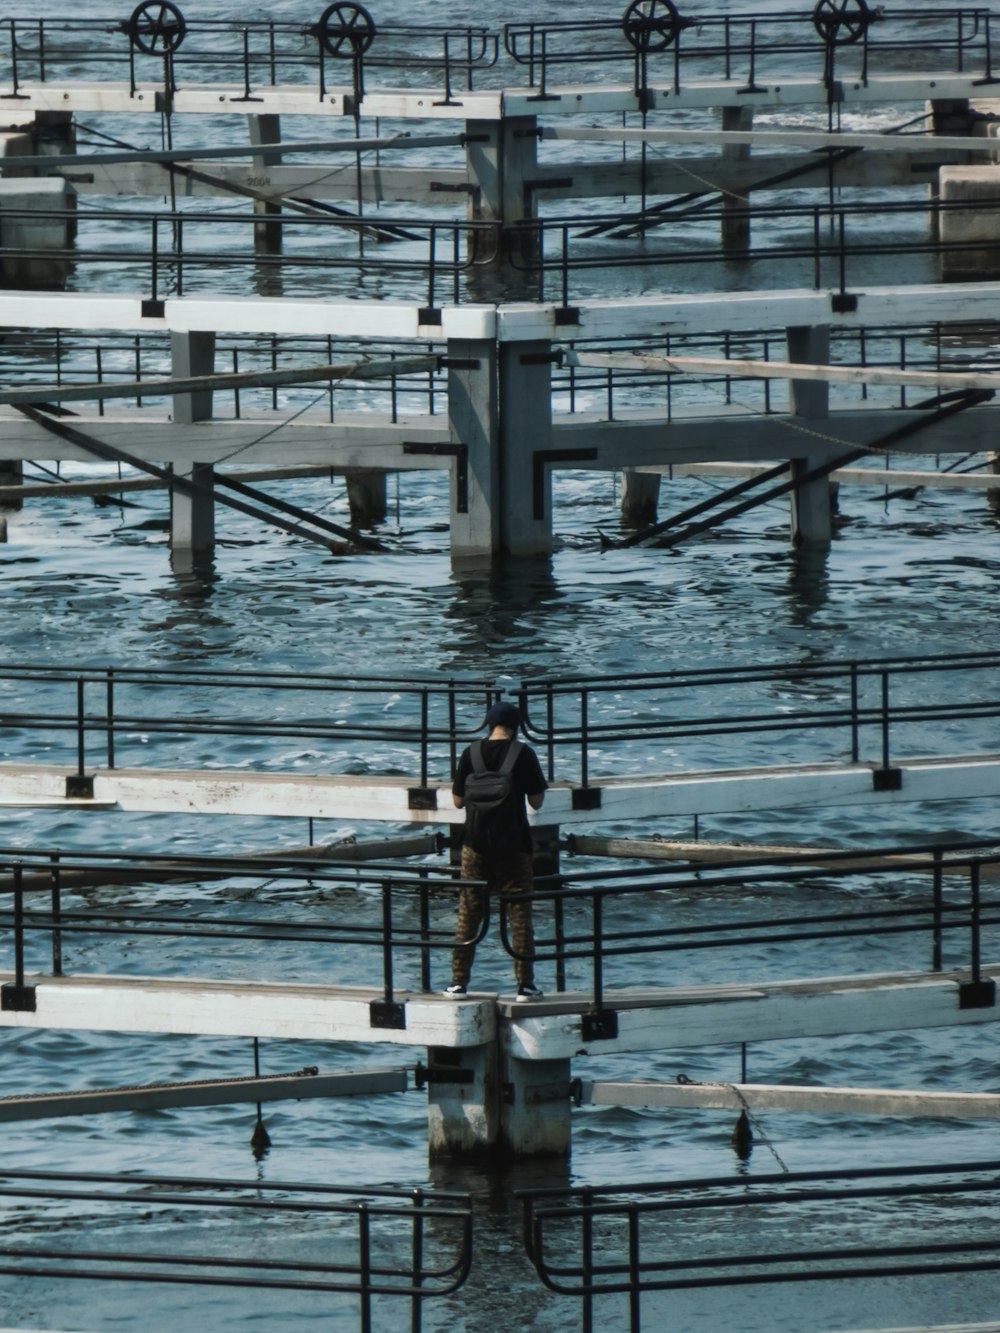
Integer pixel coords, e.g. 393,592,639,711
446,701,547,1000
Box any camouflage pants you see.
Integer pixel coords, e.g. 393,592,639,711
452,846,535,990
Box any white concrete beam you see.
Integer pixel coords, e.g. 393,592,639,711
1,752,999,823
504,966,1000,1060
578,1079,1000,1119
0,971,496,1048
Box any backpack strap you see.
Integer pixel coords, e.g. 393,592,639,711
470,740,486,773
499,740,523,774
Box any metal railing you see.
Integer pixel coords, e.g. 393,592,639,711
0,662,501,787
2,203,496,309
0,1166,472,1333
518,1159,1000,1333
10,191,1000,309
0,847,489,1015
513,837,1000,1010
2,836,997,1017
2,650,1000,787
0,12,498,103
505,6,997,98
512,195,1000,309
513,649,1000,786
1,7,993,100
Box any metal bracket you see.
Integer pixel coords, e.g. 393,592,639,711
581,1010,618,1041
437,357,481,370
553,307,580,326
1,983,36,1013
403,443,468,514
831,293,858,313
525,1080,574,1106
872,767,902,792
533,448,598,520
572,787,601,810
413,1061,473,1088
417,307,442,326
407,787,437,811
959,980,996,1009
65,774,94,799
520,351,563,366
141,299,165,318
369,1000,406,1030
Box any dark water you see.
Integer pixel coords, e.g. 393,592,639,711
2,2,1000,1329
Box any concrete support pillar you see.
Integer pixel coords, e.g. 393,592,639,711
0,460,23,512
344,470,387,528
721,104,752,254
465,116,539,265
426,1042,500,1161
620,468,661,526
499,1052,571,1158
448,337,500,561
938,166,1000,280
170,331,216,554
0,177,71,289
426,1038,571,1161
499,340,554,556
786,325,834,548
249,114,282,255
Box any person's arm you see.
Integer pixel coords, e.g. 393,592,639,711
452,748,470,809
528,791,545,811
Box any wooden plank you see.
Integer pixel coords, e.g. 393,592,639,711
567,348,1000,394
2,752,1000,823
543,126,1000,155
660,463,1000,492
505,965,1000,1060
0,973,497,1048
0,354,438,409
0,1067,409,1122
578,1079,1000,1119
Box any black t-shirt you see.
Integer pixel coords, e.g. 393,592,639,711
453,738,547,853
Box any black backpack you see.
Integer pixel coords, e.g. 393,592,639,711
464,739,523,847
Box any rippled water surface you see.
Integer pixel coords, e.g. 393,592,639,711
2,1,1000,1329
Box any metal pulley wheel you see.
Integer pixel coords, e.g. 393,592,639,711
126,0,187,55
316,2,377,58
622,0,687,53
812,0,877,47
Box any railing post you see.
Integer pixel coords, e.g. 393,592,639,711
359,1204,372,1333
582,1187,595,1333
932,847,943,973
106,667,115,769
580,689,589,790
76,676,86,776
50,852,62,977
554,894,566,993
959,859,996,1008
1,863,36,1012
849,662,859,762
880,669,890,770
627,1204,641,1332
420,690,429,788
370,880,406,1029
410,1188,424,1333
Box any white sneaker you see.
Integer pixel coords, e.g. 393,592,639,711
443,984,467,999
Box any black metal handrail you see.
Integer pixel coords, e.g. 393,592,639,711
10,187,1000,309
3,650,1000,787
510,193,1000,308
0,1166,472,1332
518,1160,1000,1332
0,203,497,310
0,7,995,101
504,837,1000,1009
513,648,1000,784
0,848,492,1009
0,13,498,102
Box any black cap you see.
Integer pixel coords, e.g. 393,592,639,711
485,701,521,731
